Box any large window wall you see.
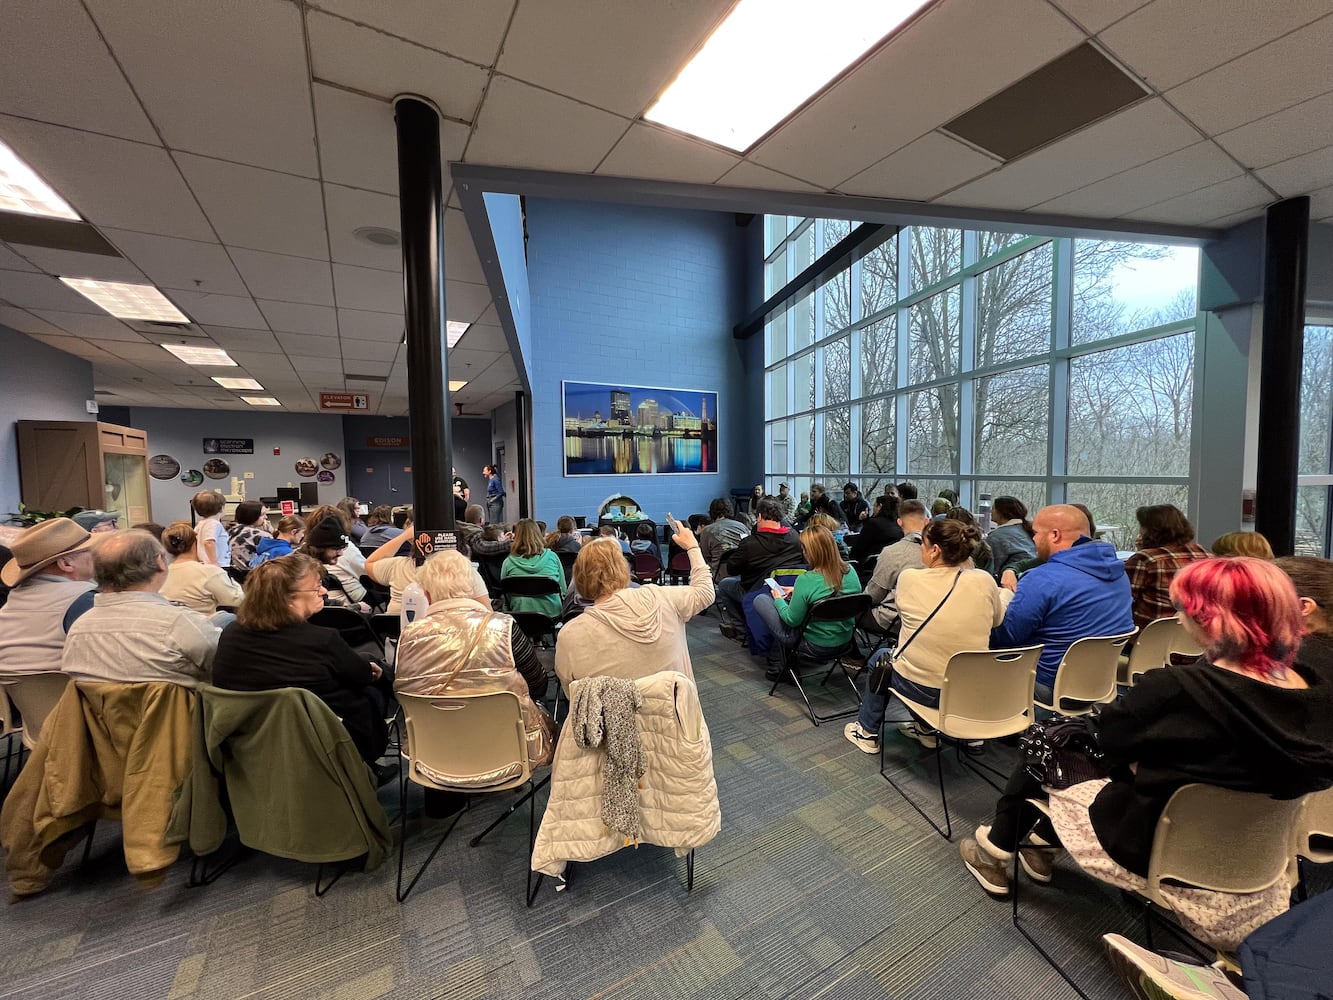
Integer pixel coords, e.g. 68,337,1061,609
763,217,1200,542
1297,322,1333,555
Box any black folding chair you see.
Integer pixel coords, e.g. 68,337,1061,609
768,592,873,726
500,576,562,647
475,553,508,603
225,566,249,586
309,606,382,653
556,550,577,585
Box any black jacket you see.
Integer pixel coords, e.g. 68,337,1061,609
725,527,806,592
848,514,903,564
795,493,844,529
1089,651,1333,876
839,496,870,525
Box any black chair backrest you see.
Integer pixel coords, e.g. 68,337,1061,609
370,613,400,641
309,607,380,651
476,554,507,597
502,575,561,597
321,571,345,593
226,566,249,585
556,550,578,583
806,592,874,623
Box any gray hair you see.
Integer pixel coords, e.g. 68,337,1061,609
94,529,166,591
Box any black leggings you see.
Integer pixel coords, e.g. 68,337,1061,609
988,760,1059,851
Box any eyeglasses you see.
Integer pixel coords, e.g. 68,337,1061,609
293,586,326,594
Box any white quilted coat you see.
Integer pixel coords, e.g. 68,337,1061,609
530,671,721,877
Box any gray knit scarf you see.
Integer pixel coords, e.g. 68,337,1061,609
570,676,645,842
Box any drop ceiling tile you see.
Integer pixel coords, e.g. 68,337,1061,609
1047,0,1150,34
749,0,1084,189
1215,90,1333,169
325,184,402,272
306,0,513,64
466,76,627,173
1100,1,1330,92
275,332,339,356
447,347,502,371
31,310,145,340
1206,207,1266,230
839,132,999,200
1034,141,1242,218
176,154,327,259
0,306,65,335
306,11,489,123
934,99,1200,209
341,338,400,362
1308,184,1333,221
1166,15,1333,135
443,209,486,285
499,0,732,117
12,246,146,283
230,248,335,306
86,0,318,175
1121,174,1273,226
258,300,338,336
202,327,285,354
0,270,104,312
343,361,393,377
444,281,493,324
338,308,402,342
312,84,471,196
0,0,158,143
455,323,507,352
289,354,346,374
166,289,268,329
1256,144,1333,198
0,244,38,272
101,229,248,296
225,351,293,374
332,264,401,313
596,124,740,184
714,161,822,193
0,115,214,241
100,341,175,362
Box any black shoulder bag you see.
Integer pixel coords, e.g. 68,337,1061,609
867,570,961,696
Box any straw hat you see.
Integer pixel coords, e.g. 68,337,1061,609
1,518,97,586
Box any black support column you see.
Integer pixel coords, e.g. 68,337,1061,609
515,390,531,519
394,95,452,530
1255,196,1310,555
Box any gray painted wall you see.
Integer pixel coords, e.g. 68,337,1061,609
0,327,96,520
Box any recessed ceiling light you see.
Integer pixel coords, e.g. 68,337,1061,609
0,139,79,220
211,376,263,390
241,396,281,406
353,226,401,248
645,0,933,151
60,278,189,322
447,321,469,347
448,379,468,391
161,343,237,366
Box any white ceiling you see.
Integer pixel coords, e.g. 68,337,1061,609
2,0,1331,414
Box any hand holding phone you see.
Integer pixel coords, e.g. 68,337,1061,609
764,576,786,599
665,512,681,534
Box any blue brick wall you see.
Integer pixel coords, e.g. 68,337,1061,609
526,199,760,525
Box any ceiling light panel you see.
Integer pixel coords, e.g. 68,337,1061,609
449,379,468,391
645,0,932,151
0,138,80,220
447,320,470,347
241,396,281,406
161,343,237,366
59,278,189,322
211,376,264,390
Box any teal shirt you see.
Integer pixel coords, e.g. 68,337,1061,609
501,549,565,618
774,564,862,647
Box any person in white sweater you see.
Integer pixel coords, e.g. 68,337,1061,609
844,518,1011,754
555,521,714,691
159,521,244,615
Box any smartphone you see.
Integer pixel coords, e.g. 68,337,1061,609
666,512,681,534
763,577,782,593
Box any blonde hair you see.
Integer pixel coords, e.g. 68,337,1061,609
275,514,305,537
808,512,841,533
800,525,847,590
511,518,545,558
415,550,478,602
572,538,631,602
1212,531,1274,560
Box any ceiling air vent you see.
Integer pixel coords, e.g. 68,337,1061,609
941,43,1149,162
344,373,388,383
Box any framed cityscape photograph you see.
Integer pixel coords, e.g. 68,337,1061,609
562,381,718,476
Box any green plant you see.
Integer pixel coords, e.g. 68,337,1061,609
5,503,84,527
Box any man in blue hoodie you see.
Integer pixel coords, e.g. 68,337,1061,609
991,504,1133,704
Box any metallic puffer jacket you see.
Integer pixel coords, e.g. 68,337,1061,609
394,598,555,769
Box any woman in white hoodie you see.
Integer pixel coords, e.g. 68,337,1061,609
555,523,714,691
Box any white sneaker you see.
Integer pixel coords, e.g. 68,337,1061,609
897,721,937,749
843,722,880,754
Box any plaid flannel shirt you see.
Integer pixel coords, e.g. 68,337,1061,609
1123,542,1212,630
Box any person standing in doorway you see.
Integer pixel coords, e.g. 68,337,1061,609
484,464,506,524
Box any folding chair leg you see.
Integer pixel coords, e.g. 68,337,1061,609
470,774,550,848
396,785,465,903
1011,847,1093,1000
686,848,695,892
879,738,952,839
525,783,544,908
315,857,356,897
79,821,96,867
188,841,246,887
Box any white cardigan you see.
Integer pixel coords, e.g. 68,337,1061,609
892,566,1011,691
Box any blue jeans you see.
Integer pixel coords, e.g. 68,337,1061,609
752,594,846,665
857,648,939,733
717,576,745,626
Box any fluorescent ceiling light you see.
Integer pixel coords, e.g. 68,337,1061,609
211,376,263,390
447,321,469,347
241,396,281,406
448,379,468,391
161,343,237,366
0,139,79,220
59,278,190,322
645,0,932,151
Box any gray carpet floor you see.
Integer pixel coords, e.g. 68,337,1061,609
1,616,1187,999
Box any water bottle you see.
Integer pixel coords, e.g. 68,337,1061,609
978,493,993,534
400,581,426,630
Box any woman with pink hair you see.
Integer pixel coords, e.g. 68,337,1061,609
959,557,1333,949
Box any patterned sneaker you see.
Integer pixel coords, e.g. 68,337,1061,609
897,721,938,749
843,722,880,754
1103,935,1246,1000
960,837,1011,896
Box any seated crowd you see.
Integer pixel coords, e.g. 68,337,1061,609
0,481,1330,999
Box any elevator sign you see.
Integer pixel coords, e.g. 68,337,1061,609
319,392,368,411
